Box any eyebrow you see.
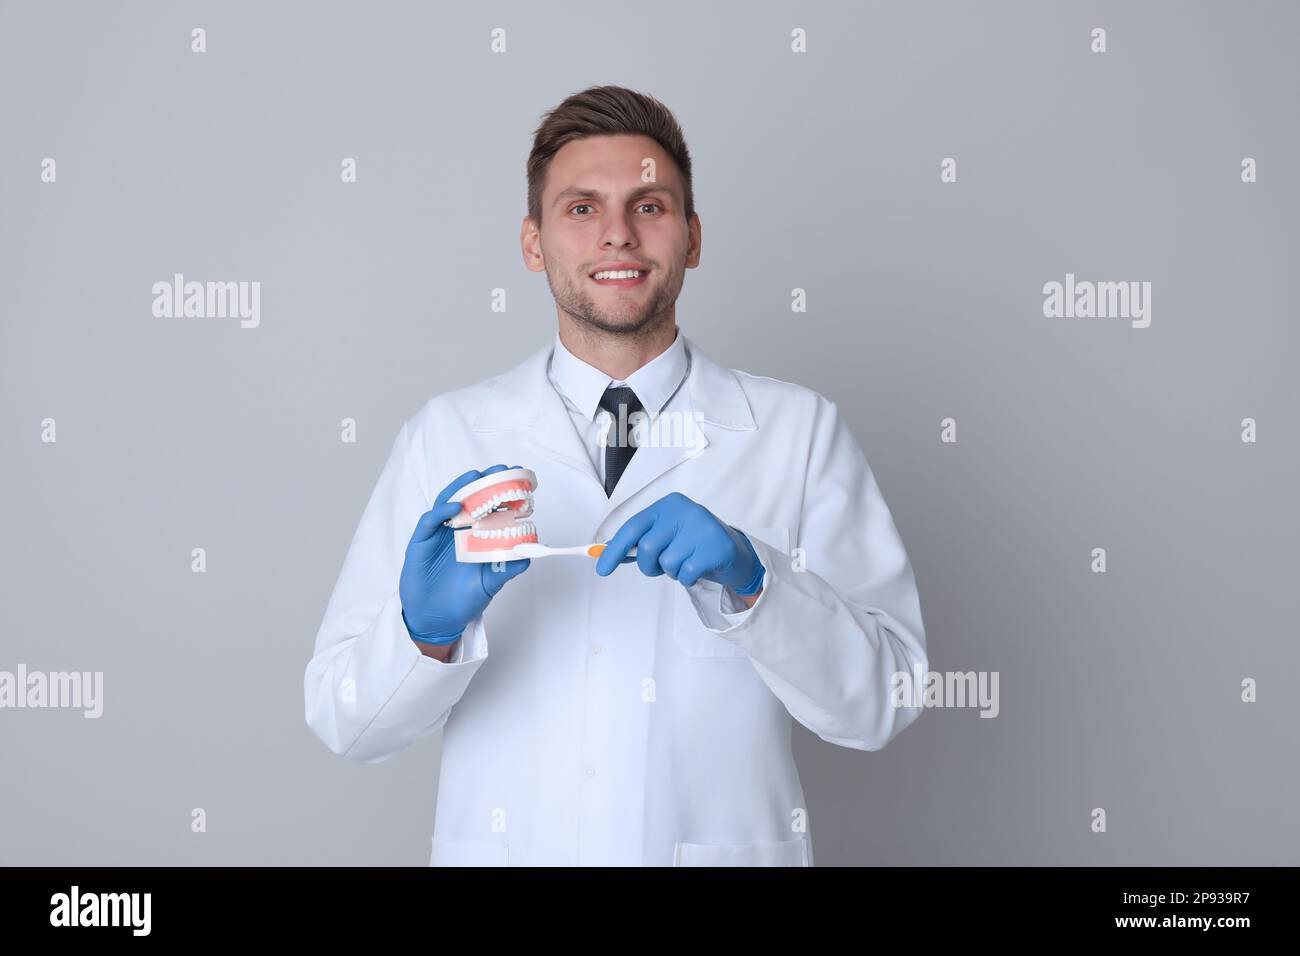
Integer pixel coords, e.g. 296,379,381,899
551,184,674,208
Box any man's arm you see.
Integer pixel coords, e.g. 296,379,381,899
685,395,928,752
303,416,489,763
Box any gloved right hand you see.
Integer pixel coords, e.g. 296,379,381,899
399,465,531,646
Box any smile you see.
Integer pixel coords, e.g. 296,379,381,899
447,468,540,562
590,268,648,288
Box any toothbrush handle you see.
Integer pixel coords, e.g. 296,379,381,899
589,544,637,558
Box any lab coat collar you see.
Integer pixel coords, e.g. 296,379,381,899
471,333,756,515
472,332,755,433
548,326,690,422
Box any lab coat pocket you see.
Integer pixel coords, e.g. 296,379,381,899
429,837,509,866
671,526,789,659
673,837,811,866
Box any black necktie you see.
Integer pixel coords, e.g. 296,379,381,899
598,385,644,497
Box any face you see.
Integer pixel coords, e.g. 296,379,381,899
522,134,701,338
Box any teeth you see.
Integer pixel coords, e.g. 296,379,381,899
467,485,536,520
593,270,642,280
469,521,536,540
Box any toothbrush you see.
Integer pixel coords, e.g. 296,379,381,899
511,542,638,560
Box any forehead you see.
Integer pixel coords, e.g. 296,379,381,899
545,134,681,196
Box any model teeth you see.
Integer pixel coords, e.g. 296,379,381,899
593,270,641,280
468,488,534,520
469,521,536,540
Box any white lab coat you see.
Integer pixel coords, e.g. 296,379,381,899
303,335,927,866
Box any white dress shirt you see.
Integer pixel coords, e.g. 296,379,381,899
546,325,691,487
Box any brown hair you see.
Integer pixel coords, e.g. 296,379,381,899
526,85,695,227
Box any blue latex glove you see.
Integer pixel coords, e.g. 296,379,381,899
400,465,531,645
594,492,765,595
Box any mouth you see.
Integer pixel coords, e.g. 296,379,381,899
447,468,540,562
589,266,649,289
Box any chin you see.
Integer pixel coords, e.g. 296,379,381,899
586,313,662,336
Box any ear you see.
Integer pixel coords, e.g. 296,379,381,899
685,212,702,269
521,216,546,273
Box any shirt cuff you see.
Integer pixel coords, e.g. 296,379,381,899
683,564,769,634
720,586,752,615
410,613,488,667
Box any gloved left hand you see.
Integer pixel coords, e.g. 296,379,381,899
594,492,765,595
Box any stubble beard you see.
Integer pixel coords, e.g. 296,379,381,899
547,256,684,341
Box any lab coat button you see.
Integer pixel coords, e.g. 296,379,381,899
591,644,602,654
585,768,596,777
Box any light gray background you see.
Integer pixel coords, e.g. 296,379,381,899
2,0,1296,865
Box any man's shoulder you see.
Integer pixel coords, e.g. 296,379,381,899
407,345,548,430
409,375,497,423
727,365,834,419
683,335,834,433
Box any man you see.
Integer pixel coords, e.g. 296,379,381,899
304,85,927,867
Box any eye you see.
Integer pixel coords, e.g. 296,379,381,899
569,202,663,216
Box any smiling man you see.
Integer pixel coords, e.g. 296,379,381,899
304,85,928,867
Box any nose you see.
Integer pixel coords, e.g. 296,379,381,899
598,206,638,249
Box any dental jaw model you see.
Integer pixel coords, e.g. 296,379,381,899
447,468,540,563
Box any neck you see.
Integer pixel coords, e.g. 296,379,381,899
557,315,678,381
